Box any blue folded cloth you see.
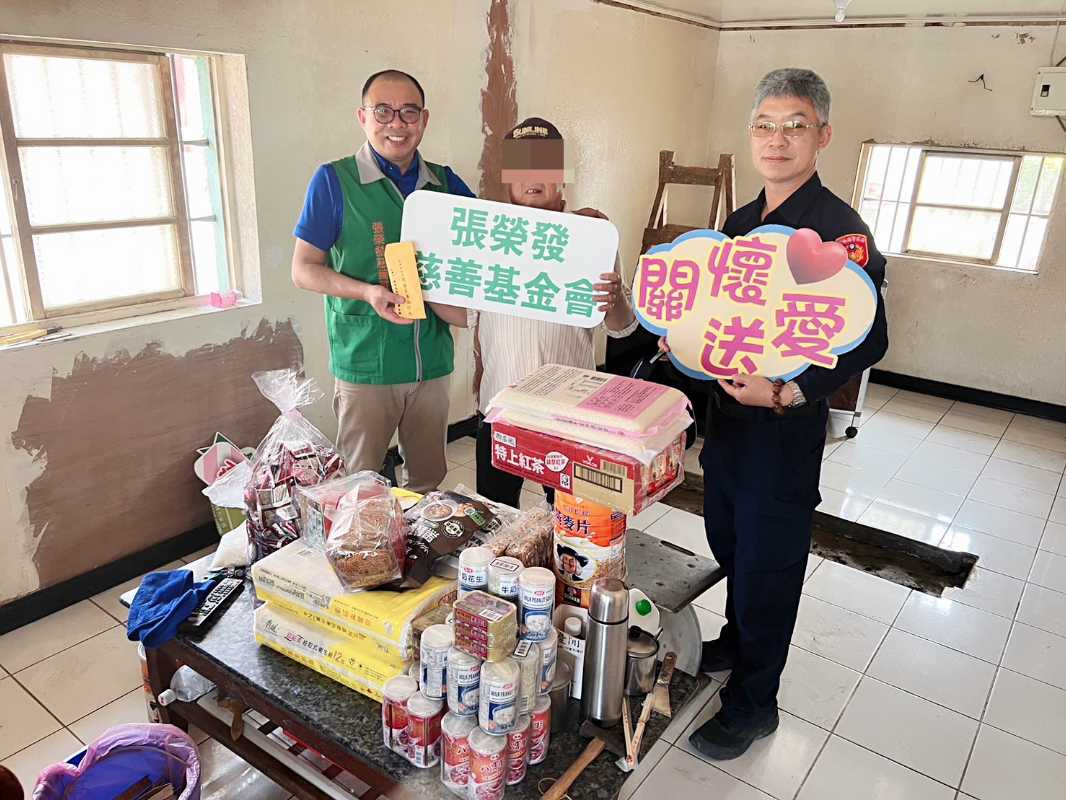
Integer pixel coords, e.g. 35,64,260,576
126,569,216,647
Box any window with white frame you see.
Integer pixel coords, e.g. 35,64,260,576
0,41,233,328
854,143,1063,272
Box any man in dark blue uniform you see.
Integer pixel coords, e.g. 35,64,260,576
687,68,889,760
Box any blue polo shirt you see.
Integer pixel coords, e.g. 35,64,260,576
294,146,475,252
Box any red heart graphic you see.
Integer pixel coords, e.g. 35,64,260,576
786,228,848,284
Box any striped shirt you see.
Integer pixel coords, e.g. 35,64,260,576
471,303,638,414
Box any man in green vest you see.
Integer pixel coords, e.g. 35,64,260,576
291,69,476,492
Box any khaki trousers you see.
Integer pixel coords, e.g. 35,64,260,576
333,375,450,493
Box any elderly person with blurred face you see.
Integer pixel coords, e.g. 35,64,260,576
291,69,476,493
678,68,888,760
430,116,638,508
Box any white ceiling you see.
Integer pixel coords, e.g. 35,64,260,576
640,0,1066,23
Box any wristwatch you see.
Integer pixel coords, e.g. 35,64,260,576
786,380,806,408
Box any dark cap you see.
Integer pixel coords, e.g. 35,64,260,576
506,116,563,141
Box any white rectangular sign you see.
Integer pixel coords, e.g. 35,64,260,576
400,190,619,328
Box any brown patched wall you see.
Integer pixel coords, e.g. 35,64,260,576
11,320,302,588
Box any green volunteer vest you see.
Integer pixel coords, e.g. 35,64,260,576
326,155,454,385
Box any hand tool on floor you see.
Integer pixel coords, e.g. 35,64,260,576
651,651,677,718
540,737,606,800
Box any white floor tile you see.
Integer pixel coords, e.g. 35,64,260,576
905,441,991,475
804,555,823,581
961,724,1066,800
796,735,955,800
445,436,477,466
1003,417,1066,454
1015,583,1066,638
894,458,982,497
777,645,861,730
681,698,828,800
828,441,910,472
16,627,141,724
630,501,672,531
881,396,948,423
864,384,897,409
984,668,1066,755
940,526,1037,580
0,729,82,796
633,746,773,800
68,688,148,745
894,593,1012,664
940,408,1012,437
659,680,722,745
861,411,936,441
835,677,977,786
198,737,291,800
857,502,949,546
950,401,1011,419
519,490,548,510
816,487,873,522
1050,496,1066,525
968,475,1054,520
693,605,727,642
981,458,1063,495
1028,549,1066,593
90,561,186,623
803,560,910,624
953,499,1047,547
1039,520,1066,557
866,629,996,718
693,577,727,616
818,460,896,501
926,425,999,456
684,447,703,477
0,602,115,673
791,595,888,672
644,508,711,558
874,479,964,522
441,464,477,494
893,390,955,411
941,566,1024,619
180,544,218,564
1001,623,1066,690
992,440,1066,473
0,677,60,760
618,739,672,800
822,440,842,461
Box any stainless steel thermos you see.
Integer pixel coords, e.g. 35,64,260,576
581,578,629,726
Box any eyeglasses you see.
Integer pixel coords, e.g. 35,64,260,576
364,104,423,125
749,120,826,138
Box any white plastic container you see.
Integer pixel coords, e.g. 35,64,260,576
488,557,523,601
537,627,558,694
420,624,454,700
459,546,494,598
157,666,215,706
447,646,481,716
518,567,555,641
512,639,540,715
559,616,586,700
479,657,520,734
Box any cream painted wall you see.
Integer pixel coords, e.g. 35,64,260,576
709,24,1066,404
0,0,722,604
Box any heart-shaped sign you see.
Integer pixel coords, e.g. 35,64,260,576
786,228,848,284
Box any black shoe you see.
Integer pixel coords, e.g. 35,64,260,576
700,638,736,673
688,708,779,761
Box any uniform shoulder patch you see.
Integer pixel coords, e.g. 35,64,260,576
836,233,869,267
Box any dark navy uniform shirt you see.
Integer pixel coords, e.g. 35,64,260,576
719,172,889,408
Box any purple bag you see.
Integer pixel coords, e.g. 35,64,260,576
33,723,200,800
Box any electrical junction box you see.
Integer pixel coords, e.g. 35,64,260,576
1031,67,1066,116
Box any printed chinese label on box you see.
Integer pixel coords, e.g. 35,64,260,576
489,420,684,515
401,191,618,328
